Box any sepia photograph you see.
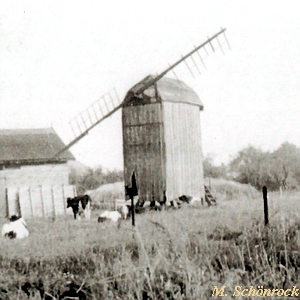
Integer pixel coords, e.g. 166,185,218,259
0,1,299,299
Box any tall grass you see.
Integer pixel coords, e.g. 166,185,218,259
0,190,299,299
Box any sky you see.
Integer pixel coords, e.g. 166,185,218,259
1,1,300,170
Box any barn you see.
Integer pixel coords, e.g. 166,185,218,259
0,128,76,218
122,75,205,204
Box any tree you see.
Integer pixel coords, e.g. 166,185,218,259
69,166,124,194
203,154,227,178
269,142,300,189
229,146,273,190
229,143,300,191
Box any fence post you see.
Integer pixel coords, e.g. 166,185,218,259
5,187,8,218
262,186,269,226
16,187,21,217
40,185,45,217
62,184,67,216
29,187,34,218
50,185,56,220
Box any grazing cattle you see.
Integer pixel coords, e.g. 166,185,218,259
135,206,147,214
178,195,193,203
172,195,202,207
189,196,202,205
119,204,130,220
143,200,161,211
165,197,181,208
1,215,29,239
67,195,91,220
143,201,151,208
98,210,122,223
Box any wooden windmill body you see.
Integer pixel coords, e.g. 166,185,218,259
122,75,204,203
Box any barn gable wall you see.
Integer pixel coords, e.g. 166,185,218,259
0,163,70,217
0,163,69,187
163,102,204,200
122,103,166,203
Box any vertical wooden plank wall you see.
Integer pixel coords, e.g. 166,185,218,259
19,187,32,218
4,184,76,218
30,186,44,217
163,102,204,200
7,187,19,217
122,103,166,203
52,185,65,216
0,163,68,218
42,185,55,217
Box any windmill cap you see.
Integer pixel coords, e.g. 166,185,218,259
126,75,204,109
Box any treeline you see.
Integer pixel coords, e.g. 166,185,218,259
69,166,123,194
204,142,300,191
70,142,300,193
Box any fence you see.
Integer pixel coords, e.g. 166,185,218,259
4,185,77,219
115,198,126,209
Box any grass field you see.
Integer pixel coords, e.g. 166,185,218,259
0,188,299,299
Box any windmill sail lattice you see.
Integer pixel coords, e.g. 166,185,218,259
54,88,122,157
54,28,229,157
125,27,230,100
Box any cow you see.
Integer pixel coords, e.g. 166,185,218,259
67,195,91,220
178,195,193,203
1,215,29,239
119,204,130,220
98,210,122,223
143,200,161,211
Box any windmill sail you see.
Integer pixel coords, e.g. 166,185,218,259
53,88,122,157
53,28,229,157
124,27,229,101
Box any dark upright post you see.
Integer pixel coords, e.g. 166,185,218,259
262,186,269,226
131,195,135,227
131,171,138,227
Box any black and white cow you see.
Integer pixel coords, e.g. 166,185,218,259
1,215,29,239
67,195,91,220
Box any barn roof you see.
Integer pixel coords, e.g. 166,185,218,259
125,75,204,109
0,128,75,164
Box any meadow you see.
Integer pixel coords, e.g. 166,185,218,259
0,184,299,299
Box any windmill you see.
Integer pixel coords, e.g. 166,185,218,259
54,28,230,207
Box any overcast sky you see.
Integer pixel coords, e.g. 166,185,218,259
1,1,299,170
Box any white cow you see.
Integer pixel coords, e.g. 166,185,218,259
1,216,29,239
190,196,202,205
98,210,122,223
119,204,130,220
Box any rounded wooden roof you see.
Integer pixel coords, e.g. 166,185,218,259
124,75,204,110
156,77,203,109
